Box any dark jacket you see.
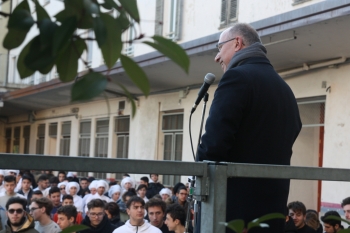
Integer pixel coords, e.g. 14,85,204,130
17,190,33,212
110,216,124,228
146,183,164,199
198,56,302,233
0,214,39,233
78,215,117,233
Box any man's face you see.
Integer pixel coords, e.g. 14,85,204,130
214,30,238,73
289,209,305,229
148,206,164,228
138,188,146,198
22,179,31,191
90,188,97,195
97,186,105,196
62,199,74,206
38,179,49,189
69,186,78,196
161,194,170,201
29,202,43,221
88,207,105,227
150,174,158,183
58,173,66,182
112,192,120,202
60,185,66,195
324,223,339,233
80,180,88,189
176,189,188,203
165,213,177,231
139,180,148,187
124,182,132,190
57,214,74,230
50,192,61,207
127,202,145,223
5,181,16,194
343,204,350,220
7,203,25,226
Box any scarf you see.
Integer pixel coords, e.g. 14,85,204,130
227,42,267,69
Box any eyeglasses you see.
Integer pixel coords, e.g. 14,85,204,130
29,207,40,212
8,209,24,214
215,37,237,52
89,212,104,218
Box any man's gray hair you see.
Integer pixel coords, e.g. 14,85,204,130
227,23,261,46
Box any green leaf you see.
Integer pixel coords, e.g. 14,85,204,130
84,0,99,15
17,39,35,79
8,9,34,30
39,19,57,47
60,224,90,233
99,14,122,69
120,55,150,96
3,29,28,49
324,216,350,225
119,0,140,23
60,0,93,29
53,16,77,55
248,213,285,230
35,0,50,21
116,10,130,31
103,0,120,10
225,219,245,233
71,72,108,102
56,38,87,82
93,17,106,48
143,35,190,74
113,81,137,117
24,36,55,72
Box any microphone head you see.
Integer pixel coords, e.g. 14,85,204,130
204,73,216,85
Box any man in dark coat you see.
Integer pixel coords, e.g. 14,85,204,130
197,23,302,233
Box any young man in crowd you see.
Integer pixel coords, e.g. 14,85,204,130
56,205,78,231
288,201,316,233
53,194,83,224
78,178,89,197
49,187,61,218
113,196,161,233
146,198,174,233
321,211,342,233
33,175,49,197
58,172,66,183
341,197,350,221
1,197,38,233
78,199,117,233
147,174,164,199
29,197,60,233
17,175,33,211
30,191,43,202
165,204,186,233
174,186,189,218
0,175,25,228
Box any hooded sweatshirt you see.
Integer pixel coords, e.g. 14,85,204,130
78,215,117,233
1,213,39,233
112,220,162,233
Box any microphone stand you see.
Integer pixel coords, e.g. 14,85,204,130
185,93,209,233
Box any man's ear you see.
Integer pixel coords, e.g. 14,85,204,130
126,208,130,216
69,216,75,224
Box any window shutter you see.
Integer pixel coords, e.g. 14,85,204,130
37,124,45,137
221,0,227,25
155,0,164,35
49,123,57,137
174,0,183,41
229,0,237,22
23,126,30,138
62,122,71,136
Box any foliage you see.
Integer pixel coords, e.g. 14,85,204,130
60,224,89,233
221,213,285,233
1,0,190,117
324,216,350,233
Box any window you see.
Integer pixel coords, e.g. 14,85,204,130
5,128,12,153
95,119,109,179
36,124,45,154
162,113,183,186
23,126,30,154
115,116,130,180
78,121,91,177
60,122,71,156
123,19,135,57
13,127,20,153
154,0,164,35
167,0,182,41
292,0,311,5
220,0,238,27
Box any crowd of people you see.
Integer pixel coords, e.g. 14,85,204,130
0,170,191,233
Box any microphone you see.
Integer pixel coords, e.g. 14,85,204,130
191,73,216,113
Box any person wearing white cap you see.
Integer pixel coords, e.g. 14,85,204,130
108,185,122,203
159,188,172,202
84,180,112,213
0,170,5,194
121,177,135,194
65,181,83,213
82,180,98,206
58,181,68,202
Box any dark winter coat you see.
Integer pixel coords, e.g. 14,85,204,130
0,214,39,233
78,215,118,233
198,56,302,233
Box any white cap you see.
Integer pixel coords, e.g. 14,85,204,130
96,180,109,192
159,188,172,197
65,181,80,195
121,177,135,190
58,181,68,189
108,185,121,198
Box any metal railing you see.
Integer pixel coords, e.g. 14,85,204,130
1,153,350,232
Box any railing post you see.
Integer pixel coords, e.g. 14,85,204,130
201,163,227,233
